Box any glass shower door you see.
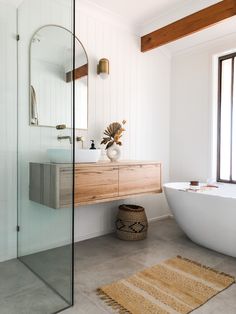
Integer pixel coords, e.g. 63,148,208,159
17,0,75,312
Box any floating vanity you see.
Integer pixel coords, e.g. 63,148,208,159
29,161,162,209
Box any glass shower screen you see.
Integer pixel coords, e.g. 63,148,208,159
17,0,75,312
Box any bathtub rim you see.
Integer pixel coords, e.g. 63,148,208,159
163,182,236,200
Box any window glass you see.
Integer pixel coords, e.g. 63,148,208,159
219,59,232,181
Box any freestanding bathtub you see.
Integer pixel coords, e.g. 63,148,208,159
164,182,236,258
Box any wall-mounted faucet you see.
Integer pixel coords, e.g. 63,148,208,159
57,135,72,144
76,136,84,149
56,124,72,144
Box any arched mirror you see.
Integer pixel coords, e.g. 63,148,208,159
29,25,88,129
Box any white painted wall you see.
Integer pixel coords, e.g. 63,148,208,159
4,0,234,262
0,2,17,262
4,0,233,262
170,33,236,183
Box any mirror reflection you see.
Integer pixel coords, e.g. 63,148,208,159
30,25,88,129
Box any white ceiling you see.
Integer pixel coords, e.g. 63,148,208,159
3,0,235,55
83,0,236,55
0,0,23,6
83,0,186,27
166,16,236,54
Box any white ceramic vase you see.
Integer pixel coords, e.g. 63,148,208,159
106,143,121,162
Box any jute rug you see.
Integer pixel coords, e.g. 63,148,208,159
97,256,235,314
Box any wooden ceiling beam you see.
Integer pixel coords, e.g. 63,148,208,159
66,63,88,83
141,0,236,52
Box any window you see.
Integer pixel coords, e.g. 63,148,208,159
217,53,236,183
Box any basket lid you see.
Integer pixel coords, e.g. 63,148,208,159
119,204,144,212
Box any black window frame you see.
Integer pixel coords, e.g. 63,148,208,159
217,52,236,183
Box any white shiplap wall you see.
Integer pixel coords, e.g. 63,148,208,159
1,0,171,261
0,3,17,262
74,3,171,242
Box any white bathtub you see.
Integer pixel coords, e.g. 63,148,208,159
164,182,236,258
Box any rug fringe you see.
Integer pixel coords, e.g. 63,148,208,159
176,255,235,281
97,288,131,314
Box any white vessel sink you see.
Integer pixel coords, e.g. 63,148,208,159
47,148,101,163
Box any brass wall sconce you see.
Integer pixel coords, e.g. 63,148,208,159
97,58,109,79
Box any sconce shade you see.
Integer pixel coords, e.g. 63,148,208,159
97,58,109,79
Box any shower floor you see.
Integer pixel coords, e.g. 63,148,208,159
0,258,69,314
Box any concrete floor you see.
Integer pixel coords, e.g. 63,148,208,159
0,259,69,314
64,218,236,314
1,218,236,313
21,245,72,303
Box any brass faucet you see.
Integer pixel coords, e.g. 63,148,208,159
57,135,72,144
56,124,72,144
76,136,84,149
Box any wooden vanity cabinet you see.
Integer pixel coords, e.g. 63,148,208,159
29,161,162,209
74,166,119,205
119,164,161,197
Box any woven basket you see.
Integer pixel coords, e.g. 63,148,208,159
116,204,148,241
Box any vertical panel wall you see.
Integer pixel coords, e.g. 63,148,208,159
73,3,171,242
0,0,172,266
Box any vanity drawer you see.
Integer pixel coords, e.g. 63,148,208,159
119,164,161,197
74,166,119,204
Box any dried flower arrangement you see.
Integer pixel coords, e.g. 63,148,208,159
101,120,126,149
